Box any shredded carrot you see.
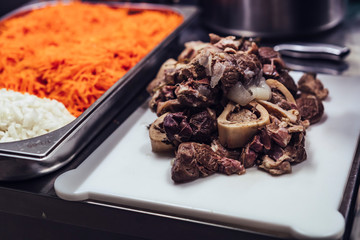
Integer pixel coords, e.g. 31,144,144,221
0,2,183,117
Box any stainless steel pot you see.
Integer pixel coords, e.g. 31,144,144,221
199,0,347,38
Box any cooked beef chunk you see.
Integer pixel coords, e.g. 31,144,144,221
146,59,178,94
177,41,209,63
213,35,241,50
234,52,262,87
296,93,324,124
240,40,257,52
277,70,298,96
270,90,296,110
209,33,222,44
163,109,217,145
263,63,279,78
259,46,292,89
219,64,240,91
259,128,271,151
259,47,279,60
172,142,245,183
175,78,219,108
171,142,203,182
284,137,307,163
163,112,192,144
178,59,208,81
298,73,329,100
156,99,183,116
258,47,286,67
258,155,291,175
259,47,280,58
265,116,292,148
189,109,217,143
240,143,258,168
218,157,245,175
249,134,264,152
149,85,177,113
210,139,241,160
210,33,258,53
177,38,262,92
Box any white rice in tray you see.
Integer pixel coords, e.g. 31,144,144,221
0,88,76,143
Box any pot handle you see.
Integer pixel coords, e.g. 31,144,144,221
273,43,350,61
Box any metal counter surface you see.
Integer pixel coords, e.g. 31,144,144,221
0,2,360,240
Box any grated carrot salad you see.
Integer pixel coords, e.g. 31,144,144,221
0,2,183,117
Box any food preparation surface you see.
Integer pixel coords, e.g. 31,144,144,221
54,72,360,239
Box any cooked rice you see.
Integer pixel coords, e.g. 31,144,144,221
0,89,75,143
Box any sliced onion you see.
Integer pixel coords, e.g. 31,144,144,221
198,50,212,76
227,78,271,105
227,82,254,106
210,61,226,88
244,68,255,79
248,79,271,101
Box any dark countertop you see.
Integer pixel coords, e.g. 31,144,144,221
0,1,359,240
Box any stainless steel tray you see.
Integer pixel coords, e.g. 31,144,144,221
0,1,198,181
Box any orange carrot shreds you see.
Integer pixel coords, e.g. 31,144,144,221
0,2,183,117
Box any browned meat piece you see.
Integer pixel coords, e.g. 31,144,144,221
233,51,262,87
258,155,291,175
240,143,258,168
177,41,210,63
249,134,264,152
210,33,258,54
177,38,262,92
284,134,307,164
163,112,192,144
213,35,241,50
258,47,286,68
258,47,279,60
217,157,245,175
148,85,177,113
156,99,183,116
209,33,222,44
259,128,271,151
240,39,257,52
277,70,298,96
171,142,203,182
298,73,329,100
171,142,245,183
265,117,292,148
146,58,178,94
296,93,325,124
175,78,219,108
270,91,295,110
210,139,241,160
163,109,217,145
263,64,279,78
178,59,207,81
189,109,217,143
218,63,240,91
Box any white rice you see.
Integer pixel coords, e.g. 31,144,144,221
0,89,76,143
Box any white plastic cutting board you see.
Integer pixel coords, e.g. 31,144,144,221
55,72,360,239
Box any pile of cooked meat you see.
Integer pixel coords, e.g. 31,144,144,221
147,34,329,183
